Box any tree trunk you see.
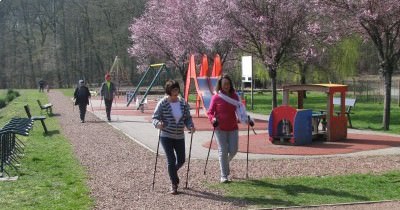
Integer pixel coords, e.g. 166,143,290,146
299,62,308,98
269,64,278,108
21,1,37,88
382,68,392,130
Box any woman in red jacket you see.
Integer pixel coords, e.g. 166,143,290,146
207,74,240,183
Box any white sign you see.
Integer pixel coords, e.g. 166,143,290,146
241,56,252,82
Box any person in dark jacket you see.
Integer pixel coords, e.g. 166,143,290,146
152,80,195,195
74,80,91,123
100,73,116,121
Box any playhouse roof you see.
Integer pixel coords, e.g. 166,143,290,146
283,84,348,93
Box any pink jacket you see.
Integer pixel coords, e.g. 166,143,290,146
207,92,239,131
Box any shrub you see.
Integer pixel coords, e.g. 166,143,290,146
6,89,20,103
0,98,5,108
6,93,15,102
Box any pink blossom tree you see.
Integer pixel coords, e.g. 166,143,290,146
213,0,320,108
321,0,400,130
128,0,233,81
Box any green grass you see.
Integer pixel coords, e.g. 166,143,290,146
244,92,400,135
0,90,93,210
215,171,400,208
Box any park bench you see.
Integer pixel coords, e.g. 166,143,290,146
333,97,356,128
24,104,48,134
0,118,32,179
37,99,53,114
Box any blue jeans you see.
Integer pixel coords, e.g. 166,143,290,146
215,130,238,178
160,137,185,185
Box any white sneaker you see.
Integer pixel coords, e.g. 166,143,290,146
220,177,229,183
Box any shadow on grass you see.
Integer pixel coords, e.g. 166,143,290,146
223,179,370,207
48,113,61,117
44,130,60,136
180,188,250,208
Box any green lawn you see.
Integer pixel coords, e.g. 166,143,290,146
215,171,400,208
244,92,400,134
0,90,92,210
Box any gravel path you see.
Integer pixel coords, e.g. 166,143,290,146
48,90,400,210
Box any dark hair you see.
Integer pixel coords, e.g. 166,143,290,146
215,74,235,94
165,80,180,96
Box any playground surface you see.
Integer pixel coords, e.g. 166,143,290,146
90,95,400,159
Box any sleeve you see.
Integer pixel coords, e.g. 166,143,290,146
207,95,217,123
99,83,104,97
86,87,91,98
112,83,117,93
152,100,163,128
73,88,78,99
184,102,194,129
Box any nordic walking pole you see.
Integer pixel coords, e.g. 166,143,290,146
203,127,215,175
152,128,161,191
246,115,250,179
100,97,103,110
185,130,194,188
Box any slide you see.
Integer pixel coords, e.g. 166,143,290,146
208,77,219,94
196,77,214,112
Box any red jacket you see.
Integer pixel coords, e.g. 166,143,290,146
207,92,239,131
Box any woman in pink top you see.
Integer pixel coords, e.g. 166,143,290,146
207,74,239,183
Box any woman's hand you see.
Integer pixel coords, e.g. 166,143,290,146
156,122,164,129
212,118,219,127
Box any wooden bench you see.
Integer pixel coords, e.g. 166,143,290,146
333,97,356,128
37,100,53,115
24,104,48,134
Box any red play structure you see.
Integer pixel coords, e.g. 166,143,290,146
184,54,222,117
268,84,349,145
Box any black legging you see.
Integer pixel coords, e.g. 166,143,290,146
104,99,113,120
78,104,87,121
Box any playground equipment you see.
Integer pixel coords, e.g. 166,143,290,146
268,105,313,145
268,84,348,145
126,63,171,109
184,54,222,117
109,56,130,97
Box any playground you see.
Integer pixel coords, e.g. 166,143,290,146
110,54,400,157
88,94,400,157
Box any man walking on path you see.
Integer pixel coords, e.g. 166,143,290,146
74,80,91,123
100,73,116,121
